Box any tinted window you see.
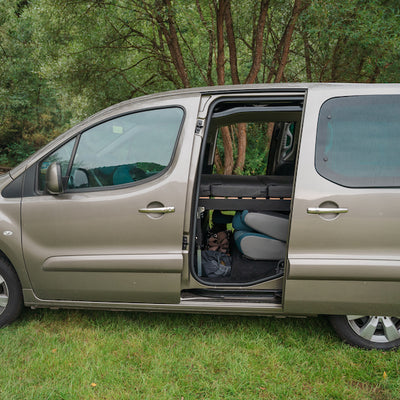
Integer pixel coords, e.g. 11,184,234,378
69,107,183,188
316,95,400,187
39,107,184,192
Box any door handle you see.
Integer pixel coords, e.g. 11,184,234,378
307,207,348,215
139,206,175,214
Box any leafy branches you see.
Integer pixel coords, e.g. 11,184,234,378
1,0,399,168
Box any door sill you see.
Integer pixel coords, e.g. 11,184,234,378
181,289,282,304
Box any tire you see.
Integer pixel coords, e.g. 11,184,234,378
329,315,400,350
0,256,23,328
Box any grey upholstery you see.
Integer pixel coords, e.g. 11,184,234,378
234,231,286,260
240,211,289,242
233,210,289,260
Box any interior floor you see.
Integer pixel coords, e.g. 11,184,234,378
202,245,283,284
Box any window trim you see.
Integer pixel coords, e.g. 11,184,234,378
34,105,186,195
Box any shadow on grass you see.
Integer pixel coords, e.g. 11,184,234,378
15,306,338,347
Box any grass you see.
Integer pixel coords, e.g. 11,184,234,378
0,309,399,399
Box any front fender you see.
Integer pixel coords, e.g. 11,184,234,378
0,174,31,290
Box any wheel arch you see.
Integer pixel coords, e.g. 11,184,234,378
0,246,31,291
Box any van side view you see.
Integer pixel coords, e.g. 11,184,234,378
0,83,399,349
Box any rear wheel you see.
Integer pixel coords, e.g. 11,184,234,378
0,257,23,327
330,315,400,350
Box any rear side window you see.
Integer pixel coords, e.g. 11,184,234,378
316,95,400,187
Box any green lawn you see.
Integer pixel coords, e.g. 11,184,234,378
0,309,399,399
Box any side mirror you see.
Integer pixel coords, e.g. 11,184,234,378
46,162,64,195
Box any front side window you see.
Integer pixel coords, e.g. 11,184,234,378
316,95,400,187
39,107,184,192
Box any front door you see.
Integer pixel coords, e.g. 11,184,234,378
21,97,200,303
286,88,400,315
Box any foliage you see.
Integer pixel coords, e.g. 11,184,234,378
2,140,35,166
0,0,70,166
1,0,400,167
301,0,400,82
243,123,270,175
216,123,270,175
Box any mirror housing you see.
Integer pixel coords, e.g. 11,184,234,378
46,162,64,195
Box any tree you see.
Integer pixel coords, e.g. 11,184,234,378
3,0,400,170
28,0,310,173
300,0,400,82
0,0,67,165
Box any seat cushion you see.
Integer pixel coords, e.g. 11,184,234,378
234,231,286,260
234,210,289,241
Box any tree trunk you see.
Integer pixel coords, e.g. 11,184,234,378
155,0,190,88
301,27,312,81
367,65,381,83
214,148,223,174
215,0,228,85
220,126,234,174
228,0,270,174
265,0,308,157
196,0,215,85
235,123,247,174
274,0,305,83
215,0,235,174
224,1,246,174
330,38,344,82
224,1,240,85
267,0,309,83
245,0,269,84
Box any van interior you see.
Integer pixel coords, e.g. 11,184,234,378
192,96,304,287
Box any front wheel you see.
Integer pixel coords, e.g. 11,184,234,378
329,315,400,350
0,257,23,328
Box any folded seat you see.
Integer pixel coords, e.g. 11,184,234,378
233,210,289,260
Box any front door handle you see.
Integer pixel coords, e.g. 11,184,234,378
139,206,175,214
307,207,348,215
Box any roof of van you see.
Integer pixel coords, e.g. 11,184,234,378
129,82,400,98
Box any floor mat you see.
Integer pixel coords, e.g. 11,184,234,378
203,246,280,284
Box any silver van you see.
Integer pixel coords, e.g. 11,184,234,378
1,83,399,349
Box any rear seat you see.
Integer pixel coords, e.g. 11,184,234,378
233,210,289,260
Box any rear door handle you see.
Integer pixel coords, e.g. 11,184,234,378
307,207,348,215
139,206,175,214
